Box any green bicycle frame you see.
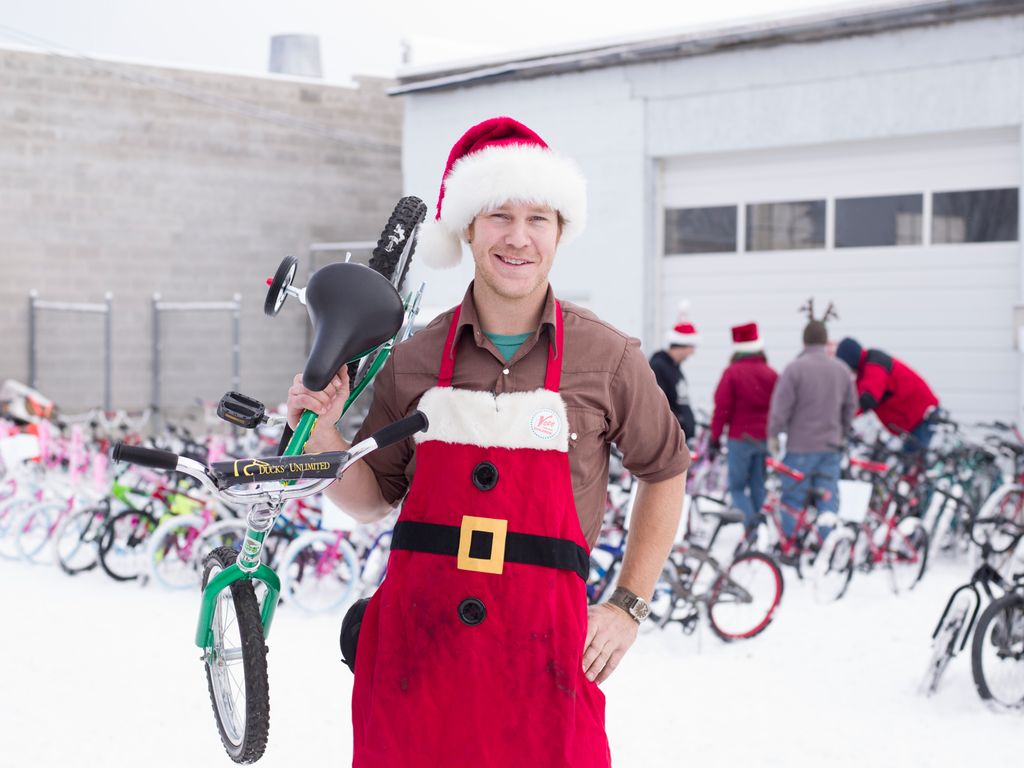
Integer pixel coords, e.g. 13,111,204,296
194,289,420,649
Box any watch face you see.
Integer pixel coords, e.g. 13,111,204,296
631,599,650,621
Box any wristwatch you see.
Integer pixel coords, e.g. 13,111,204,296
606,586,650,624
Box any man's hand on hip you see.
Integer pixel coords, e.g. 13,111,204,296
582,602,639,685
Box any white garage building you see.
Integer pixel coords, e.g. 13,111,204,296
393,0,1024,425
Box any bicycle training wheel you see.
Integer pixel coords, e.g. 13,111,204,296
971,592,1024,708
708,552,783,641
280,531,361,613
98,509,157,581
920,591,973,696
887,516,929,594
812,526,855,603
263,254,298,318
203,546,270,763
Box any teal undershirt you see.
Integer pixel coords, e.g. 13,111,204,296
483,331,532,362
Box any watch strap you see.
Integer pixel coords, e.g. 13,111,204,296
606,586,649,623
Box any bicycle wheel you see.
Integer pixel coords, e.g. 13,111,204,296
887,516,929,594
368,195,426,293
280,531,360,613
14,502,57,563
920,591,973,696
812,525,855,602
0,498,35,561
708,552,783,641
203,546,270,763
52,503,107,575
971,592,1024,708
98,509,157,581
147,515,208,590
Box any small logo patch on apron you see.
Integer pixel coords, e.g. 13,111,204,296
530,409,561,440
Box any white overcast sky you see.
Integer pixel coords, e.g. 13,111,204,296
0,0,896,83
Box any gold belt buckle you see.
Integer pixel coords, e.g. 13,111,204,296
457,515,508,575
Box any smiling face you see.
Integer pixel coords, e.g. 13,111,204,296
466,202,561,304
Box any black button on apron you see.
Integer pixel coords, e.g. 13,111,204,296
472,461,499,491
458,597,487,626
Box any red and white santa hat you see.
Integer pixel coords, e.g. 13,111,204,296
417,117,588,269
731,323,764,353
665,300,700,346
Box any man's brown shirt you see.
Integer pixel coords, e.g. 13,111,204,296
353,282,690,548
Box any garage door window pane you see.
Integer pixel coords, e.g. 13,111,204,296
746,200,825,251
835,194,923,247
932,188,1019,243
665,206,737,255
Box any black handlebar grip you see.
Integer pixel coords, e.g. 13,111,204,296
370,410,429,450
109,442,180,472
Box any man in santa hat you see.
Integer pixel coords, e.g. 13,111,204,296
649,306,699,442
287,117,689,767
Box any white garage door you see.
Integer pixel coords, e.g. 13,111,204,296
659,128,1020,425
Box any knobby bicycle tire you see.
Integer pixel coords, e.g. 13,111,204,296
349,196,427,388
971,591,1024,708
708,552,783,641
203,546,270,763
368,195,426,294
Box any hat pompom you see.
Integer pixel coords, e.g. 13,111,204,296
417,217,465,270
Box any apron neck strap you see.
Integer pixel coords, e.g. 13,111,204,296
436,301,563,393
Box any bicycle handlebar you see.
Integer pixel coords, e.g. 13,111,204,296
109,442,180,472
110,410,429,502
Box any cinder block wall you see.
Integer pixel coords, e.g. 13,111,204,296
0,47,403,427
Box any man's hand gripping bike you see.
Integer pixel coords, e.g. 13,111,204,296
110,197,429,764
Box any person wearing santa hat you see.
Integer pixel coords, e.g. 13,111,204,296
286,117,689,767
709,323,779,526
649,309,700,442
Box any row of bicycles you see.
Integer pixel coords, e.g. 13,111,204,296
0,407,395,616
582,409,1024,710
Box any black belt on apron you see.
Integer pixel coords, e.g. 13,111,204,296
391,520,589,581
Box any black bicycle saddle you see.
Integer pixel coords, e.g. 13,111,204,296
302,262,404,392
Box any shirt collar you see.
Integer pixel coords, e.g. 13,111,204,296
454,281,559,362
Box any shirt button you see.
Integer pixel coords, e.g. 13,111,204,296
503,369,510,375
571,433,578,440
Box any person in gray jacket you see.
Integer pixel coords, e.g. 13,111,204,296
767,319,857,536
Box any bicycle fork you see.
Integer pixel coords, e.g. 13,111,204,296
194,498,282,648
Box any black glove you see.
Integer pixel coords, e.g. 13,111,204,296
706,439,721,459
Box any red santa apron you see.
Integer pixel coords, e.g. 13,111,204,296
351,302,610,768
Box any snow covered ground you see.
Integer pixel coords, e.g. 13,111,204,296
1,547,1021,768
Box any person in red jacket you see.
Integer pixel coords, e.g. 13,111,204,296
835,337,939,451
710,323,779,524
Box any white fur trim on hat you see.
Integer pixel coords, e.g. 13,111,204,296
666,328,700,347
733,338,765,353
416,218,463,270
421,143,588,270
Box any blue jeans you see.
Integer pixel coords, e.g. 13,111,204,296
779,451,841,538
902,409,939,453
727,438,767,526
